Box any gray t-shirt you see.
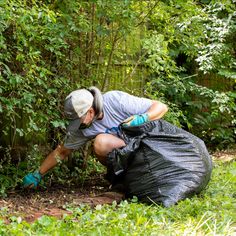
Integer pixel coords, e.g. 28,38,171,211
64,90,153,150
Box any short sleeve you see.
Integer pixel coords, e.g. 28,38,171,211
63,130,90,150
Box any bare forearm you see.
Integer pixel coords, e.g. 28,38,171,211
147,101,168,121
39,145,72,175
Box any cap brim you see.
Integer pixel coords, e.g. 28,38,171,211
66,118,81,132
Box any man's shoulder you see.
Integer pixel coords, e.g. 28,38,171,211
103,90,130,100
102,91,131,109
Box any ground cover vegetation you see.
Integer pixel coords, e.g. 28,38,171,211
0,0,235,232
0,159,235,235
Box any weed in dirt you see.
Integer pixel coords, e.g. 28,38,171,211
0,145,106,197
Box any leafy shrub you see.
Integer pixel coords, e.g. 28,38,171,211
0,1,73,147
0,144,105,196
142,1,236,149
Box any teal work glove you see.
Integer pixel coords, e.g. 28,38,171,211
23,170,42,188
122,113,149,127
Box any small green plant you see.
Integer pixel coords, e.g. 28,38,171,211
44,151,106,188
0,146,26,197
0,146,106,196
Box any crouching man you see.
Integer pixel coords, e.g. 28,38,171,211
23,87,168,188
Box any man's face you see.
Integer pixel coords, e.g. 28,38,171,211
79,107,95,129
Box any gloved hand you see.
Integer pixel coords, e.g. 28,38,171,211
22,170,42,188
122,113,149,127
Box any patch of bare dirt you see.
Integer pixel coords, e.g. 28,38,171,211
212,148,236,162
0,174,124,223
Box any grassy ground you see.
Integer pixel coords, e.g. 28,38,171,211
0,159,235,236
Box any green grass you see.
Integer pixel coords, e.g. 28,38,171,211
0,160,235,236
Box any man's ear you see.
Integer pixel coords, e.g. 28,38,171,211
89,107,95,115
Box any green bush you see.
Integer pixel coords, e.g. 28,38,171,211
143,1,236,149
1,0,234,149
0,144,105,196
0,1,74,147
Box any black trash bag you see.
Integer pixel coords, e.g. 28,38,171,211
106,119,212,207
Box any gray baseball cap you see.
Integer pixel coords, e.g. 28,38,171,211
64,89,94,131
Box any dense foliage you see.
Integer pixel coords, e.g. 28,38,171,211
0,160,235,235
0,0,235,194
142,1,236,148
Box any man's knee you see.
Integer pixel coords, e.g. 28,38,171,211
93,134,110,157
93,134,125,157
